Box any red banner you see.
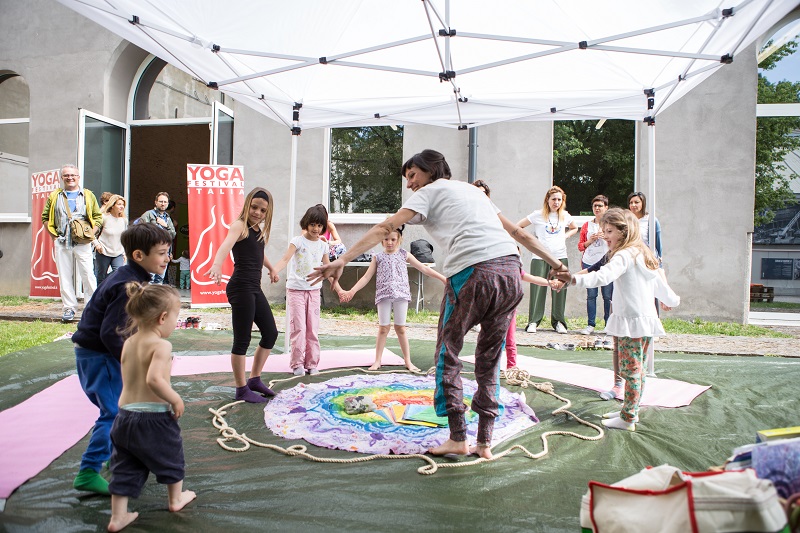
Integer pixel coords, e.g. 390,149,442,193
30,169,61,298
187,164,245,307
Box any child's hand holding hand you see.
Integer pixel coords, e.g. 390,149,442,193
549,279,565,291
171,398,185,420
268,269,279,283
339,290,354,303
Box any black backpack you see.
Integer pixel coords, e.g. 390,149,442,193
410,239,434,263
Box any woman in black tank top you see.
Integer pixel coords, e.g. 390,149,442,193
206,188,280,403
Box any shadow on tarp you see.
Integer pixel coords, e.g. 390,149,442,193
0,330,798,533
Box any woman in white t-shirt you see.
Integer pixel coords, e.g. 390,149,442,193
517,186,578,334
93,194,128,285
310,149,569,460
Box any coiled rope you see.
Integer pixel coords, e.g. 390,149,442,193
208,366,603,475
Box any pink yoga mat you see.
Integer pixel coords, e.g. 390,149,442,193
460,354,710,408
0,374,97,499
0,348,403,501
172,348,404,375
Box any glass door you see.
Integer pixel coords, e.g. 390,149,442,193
78,110,130,200
210,101,234,165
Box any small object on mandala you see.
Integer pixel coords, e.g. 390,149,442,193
343,395,377,415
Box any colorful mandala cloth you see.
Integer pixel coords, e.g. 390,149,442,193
264,373,538,455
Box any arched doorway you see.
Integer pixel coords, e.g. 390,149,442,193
127,56,233,288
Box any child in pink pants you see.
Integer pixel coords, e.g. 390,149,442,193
274,205,343,376
505,270,552,368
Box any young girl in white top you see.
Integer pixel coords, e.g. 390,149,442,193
569,207,679,431
338,225,446,372
517,186,578,334
274,205,343,376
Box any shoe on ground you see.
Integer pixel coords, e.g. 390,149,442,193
308,368,320,375
292,367,305,377
525,323,537,333
62,308,76,322
578,326,594,335
73,468,110,495
603,340,614,349
596,328,607,334
555,322,567,334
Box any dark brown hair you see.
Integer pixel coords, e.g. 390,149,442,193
401,149,451,182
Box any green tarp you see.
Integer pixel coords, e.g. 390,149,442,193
1,330,797,532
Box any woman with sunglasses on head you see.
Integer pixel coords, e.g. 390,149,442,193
516,186,578,334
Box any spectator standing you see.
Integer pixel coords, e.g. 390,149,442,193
140,192,176,283
577,195,612,334
41,164,103,322
517,186,578,334
94,194,128,285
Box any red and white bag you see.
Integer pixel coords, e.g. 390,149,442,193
580,464,788,533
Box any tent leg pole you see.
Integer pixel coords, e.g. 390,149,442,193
284,133,299,356
647,121,657,378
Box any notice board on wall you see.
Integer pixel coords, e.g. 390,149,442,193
761,258,800,280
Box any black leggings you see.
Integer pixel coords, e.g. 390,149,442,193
227,286,278,356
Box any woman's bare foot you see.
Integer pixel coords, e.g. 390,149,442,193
108,511,138,532
368,362,382,371
469,443,493,459
168,490,196,512
428,439,469,456
405,363,420,372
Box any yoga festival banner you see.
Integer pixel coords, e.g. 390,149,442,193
187,164,245,307
30,169,61,298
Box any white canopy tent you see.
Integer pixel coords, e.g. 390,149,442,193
57,0,798,362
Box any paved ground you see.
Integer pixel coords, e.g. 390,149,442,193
2,300,798,358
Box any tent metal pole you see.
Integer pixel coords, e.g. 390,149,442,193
284,132,299,354
468,126,478,183
647,121,657,377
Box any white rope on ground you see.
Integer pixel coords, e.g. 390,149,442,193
208,366,603,475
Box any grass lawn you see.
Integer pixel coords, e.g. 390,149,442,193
0,296,792,358
0,320,75,357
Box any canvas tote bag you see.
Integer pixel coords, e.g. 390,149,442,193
579,464,788,533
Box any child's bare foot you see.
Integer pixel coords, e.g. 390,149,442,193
168,490,196,512
368,362,382,371
108,511,138,532
405,363,420,372
469,443,493,459
428,439,469,456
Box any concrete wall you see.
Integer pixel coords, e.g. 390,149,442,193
0,0,126,294
647,46,758,323
0,0,762,324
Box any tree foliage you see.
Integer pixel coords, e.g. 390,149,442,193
329,126,404,214
553,119,635,213
755,41,800,226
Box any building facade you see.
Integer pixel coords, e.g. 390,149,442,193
0,0,763,322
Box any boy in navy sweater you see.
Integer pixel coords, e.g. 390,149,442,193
71,223,172,495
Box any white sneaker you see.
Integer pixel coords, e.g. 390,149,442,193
578,326,594,335
292,367,305,377
555,322,567,334
596,328,607,335
525,323,537,333
308,368,320,375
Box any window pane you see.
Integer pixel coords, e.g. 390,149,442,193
0,123,28,214
329,126,403,214
83,116,125,196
